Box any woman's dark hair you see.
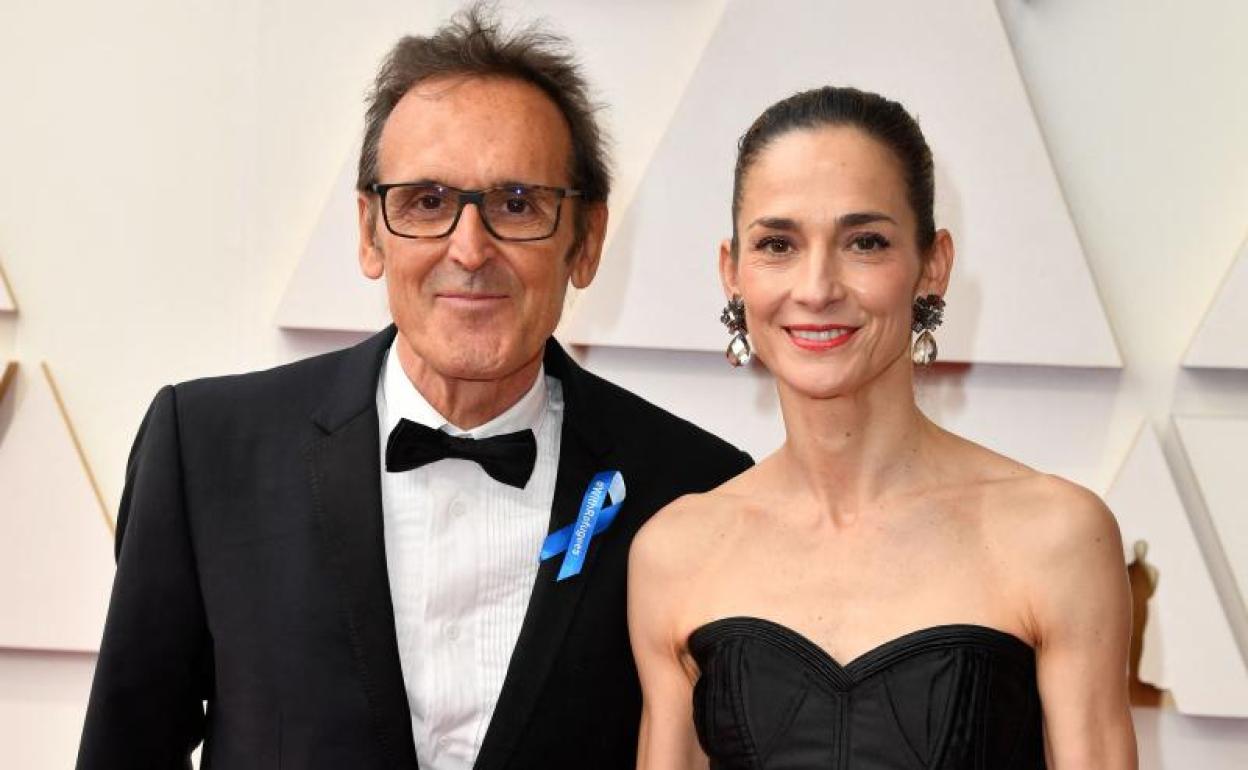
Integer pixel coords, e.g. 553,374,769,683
357,3,611,240
731,86,935,255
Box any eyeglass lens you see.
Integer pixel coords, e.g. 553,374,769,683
384,184,564,239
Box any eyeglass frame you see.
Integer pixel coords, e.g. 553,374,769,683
368,181,585,242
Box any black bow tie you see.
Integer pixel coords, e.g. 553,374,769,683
385,418,537,489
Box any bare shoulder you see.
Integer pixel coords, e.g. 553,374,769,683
942,431,1119,555
934,427,1124,570
629,493,708,583
629,474,758,658
1010,475,1120,559
630,472,756,584
976,470,1126,609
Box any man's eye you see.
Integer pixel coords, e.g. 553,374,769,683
416,196,445,210
504,197,531,214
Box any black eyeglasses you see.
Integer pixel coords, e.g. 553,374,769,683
370,182,583,241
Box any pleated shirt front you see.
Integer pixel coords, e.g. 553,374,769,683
376,342,563,770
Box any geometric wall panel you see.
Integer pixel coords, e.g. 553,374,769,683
1174,416,1248,615
275,156,390,332
1184,234,1248,368
561,0,1121,368
0,363,115,652
0,261,16,313
1105,424,1248,716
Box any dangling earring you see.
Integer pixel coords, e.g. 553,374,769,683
720,295,752,367
911,294,945,366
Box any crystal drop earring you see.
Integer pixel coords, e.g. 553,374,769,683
720,296,752,367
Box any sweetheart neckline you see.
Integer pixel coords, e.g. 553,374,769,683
687,615,1035,686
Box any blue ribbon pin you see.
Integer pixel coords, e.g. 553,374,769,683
540,470,626,581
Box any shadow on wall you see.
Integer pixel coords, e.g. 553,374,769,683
932,157,984,368
277,328,373,366
907,156,980,422
1128,539,1168,708
568,184,645,341
1177,368,1248,412
914,362,1124,488
0,362,16,446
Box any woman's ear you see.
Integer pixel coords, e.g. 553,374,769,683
918,228,954,297
719,238,740,300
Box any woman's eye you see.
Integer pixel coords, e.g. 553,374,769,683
755,236,793,255
849,233,889,252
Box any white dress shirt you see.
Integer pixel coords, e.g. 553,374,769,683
376,341,563,770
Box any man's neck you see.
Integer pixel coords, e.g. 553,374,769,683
395,336,544,431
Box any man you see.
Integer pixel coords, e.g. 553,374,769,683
77,7,750,770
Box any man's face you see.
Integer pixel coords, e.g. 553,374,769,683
358,75,605,383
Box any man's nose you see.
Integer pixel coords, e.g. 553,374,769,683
446,201,495,271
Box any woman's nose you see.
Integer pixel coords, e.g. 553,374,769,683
791,249,846,310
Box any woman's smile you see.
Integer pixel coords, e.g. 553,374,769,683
783,324,859,351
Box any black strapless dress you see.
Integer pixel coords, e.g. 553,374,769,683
689,617,1046,769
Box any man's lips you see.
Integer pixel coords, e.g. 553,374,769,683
783,324,859,351
435,292,508,303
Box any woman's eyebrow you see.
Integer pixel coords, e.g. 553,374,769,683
747,212,897,231
838,211,896,227
747,216,799,231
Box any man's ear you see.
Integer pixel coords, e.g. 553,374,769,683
719,238,741,300
917,228,954,297
358,192,385,280
569,202,608,289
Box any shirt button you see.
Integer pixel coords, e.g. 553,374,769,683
446,624,460,640
449,499,466,517
437,736,449,751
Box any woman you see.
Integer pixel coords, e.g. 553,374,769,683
629,87,1136,769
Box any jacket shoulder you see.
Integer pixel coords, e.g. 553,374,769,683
166,324,396,439
173,345,353,414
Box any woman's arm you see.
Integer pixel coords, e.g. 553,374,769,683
629,500,709,770
1027,481,1137,769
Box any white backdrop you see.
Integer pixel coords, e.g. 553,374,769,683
2,1,1247,767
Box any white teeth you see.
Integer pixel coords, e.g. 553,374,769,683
790,328,850,341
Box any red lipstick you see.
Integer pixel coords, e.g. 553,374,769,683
784,324,858,351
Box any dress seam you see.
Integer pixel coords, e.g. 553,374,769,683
728,638,764,770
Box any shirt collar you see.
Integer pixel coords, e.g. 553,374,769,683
379,338,549,439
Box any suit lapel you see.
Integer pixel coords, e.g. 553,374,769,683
305,326,419,768
474,340,621,770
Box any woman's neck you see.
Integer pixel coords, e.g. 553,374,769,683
772,351,938,524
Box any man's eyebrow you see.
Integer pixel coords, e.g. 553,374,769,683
490,179,554,190
384,178,448,188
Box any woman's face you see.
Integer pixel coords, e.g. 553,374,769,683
721,125,952,399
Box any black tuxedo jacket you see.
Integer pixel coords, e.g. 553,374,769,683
78,327,751,769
